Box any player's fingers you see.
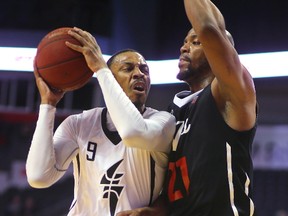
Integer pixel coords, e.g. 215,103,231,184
67,27,99,50
72,26,84,34
66,30,96,53
32,63,52,94
91,34,97,44
67,29,88,48
72,27,91,38
116,212,130,216
33,67,39,79
116,211,141,216
33,60,39,76
69,27,94,45
67,31,83,46
65,40,82,52
33,64,46,88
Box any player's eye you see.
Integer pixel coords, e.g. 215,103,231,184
139,65,149,75
122,65,134,72
193,41,201,46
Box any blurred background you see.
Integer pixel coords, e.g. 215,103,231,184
1,0,288,215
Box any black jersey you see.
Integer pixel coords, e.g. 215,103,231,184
164,85,257,216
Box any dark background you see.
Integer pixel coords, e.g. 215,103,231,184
1,0,288,58
0,0,288,216
1,0,288,124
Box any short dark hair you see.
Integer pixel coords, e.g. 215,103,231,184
107,49,141,68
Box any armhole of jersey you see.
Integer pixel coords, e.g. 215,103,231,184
101,108,122,145
148,155,156,206
68,154,80,212
76,154,80,177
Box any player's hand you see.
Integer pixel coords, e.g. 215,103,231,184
34,63,65,106
66,27,108,73
116,207,166,216
116,209,143,216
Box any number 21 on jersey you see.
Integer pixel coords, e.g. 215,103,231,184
167,156,190,202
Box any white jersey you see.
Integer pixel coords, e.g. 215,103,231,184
62,106,169,215
26,68,175,216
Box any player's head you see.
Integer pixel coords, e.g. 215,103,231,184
177,28,234,84
107,49,151,113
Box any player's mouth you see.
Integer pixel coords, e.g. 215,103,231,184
179,55,191,68
132,81,146,93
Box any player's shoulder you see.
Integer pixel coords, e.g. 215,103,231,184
66,107,104,124
144,107,175,120
173,89,204,108
144,107,166,115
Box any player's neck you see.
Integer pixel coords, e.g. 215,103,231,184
134,104,146,114
187,75,214,93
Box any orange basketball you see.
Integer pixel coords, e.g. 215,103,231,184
34,27,94,91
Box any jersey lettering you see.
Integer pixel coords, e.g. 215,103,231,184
167,156,190,202
172,118,191,151
172,121,184,151
86,141,97,161
181,118,191,136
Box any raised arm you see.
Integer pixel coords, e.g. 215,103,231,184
66,27,175,153
96,68,175,153
184,0,256,131
26,68,78,188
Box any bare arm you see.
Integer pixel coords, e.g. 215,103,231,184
184,0,256,131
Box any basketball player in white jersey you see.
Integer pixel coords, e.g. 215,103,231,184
26,27,175,216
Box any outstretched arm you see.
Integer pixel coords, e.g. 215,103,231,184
184,0,256,131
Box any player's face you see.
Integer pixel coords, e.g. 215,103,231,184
177,29,210,81
110,52,151,111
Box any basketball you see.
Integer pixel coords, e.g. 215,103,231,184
34,27,94,91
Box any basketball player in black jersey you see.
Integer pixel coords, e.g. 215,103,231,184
117,0,258,215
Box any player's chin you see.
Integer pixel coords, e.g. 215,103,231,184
177,66,191,80
176,70,186,81
131,92,147,103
